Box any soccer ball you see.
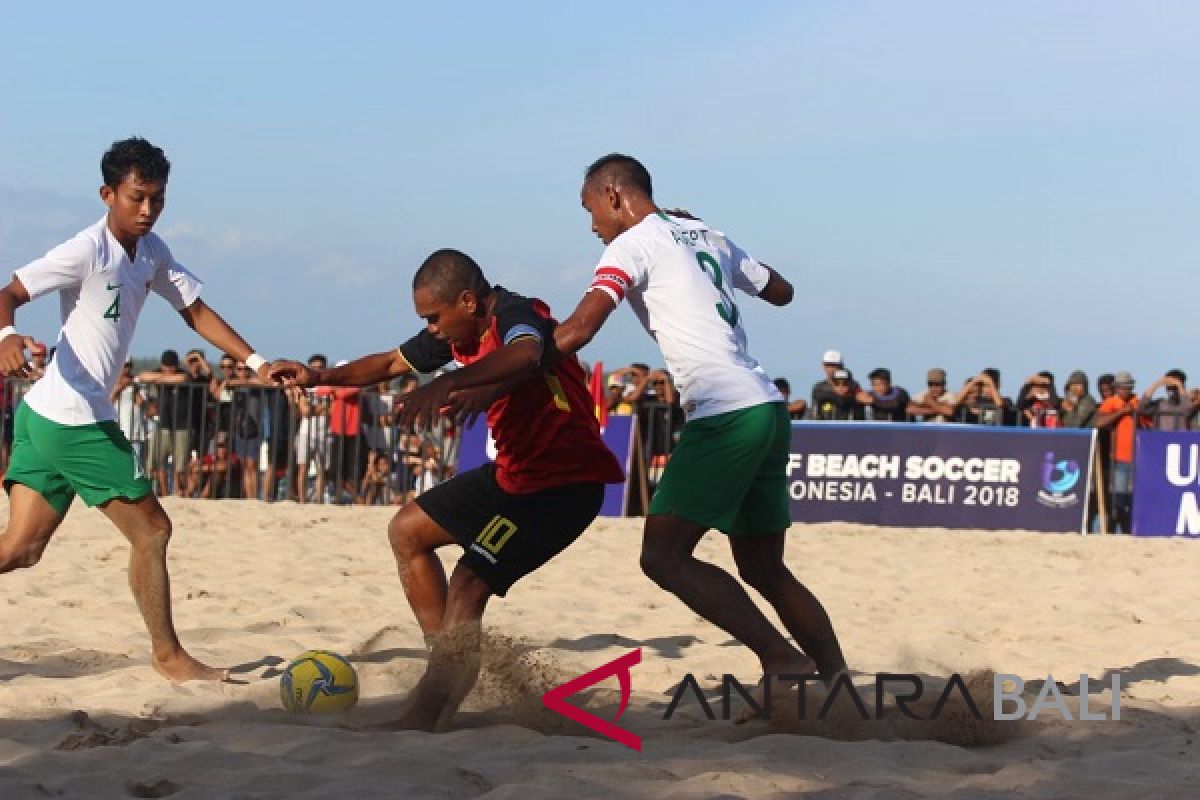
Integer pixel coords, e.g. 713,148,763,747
280,650,359,714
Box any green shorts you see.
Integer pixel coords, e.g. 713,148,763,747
649,402,791,536
3,402,152,515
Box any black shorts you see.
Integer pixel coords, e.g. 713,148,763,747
415,463,604,597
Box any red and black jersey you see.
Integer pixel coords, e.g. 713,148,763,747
400,286,625,494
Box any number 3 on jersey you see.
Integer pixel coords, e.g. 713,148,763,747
695,252,739,328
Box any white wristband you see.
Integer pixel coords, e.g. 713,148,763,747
245,353,268,373
0,326,16,341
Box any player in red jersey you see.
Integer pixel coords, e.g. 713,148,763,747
271,249,624,730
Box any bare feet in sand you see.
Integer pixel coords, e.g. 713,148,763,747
152,651,229,683
735,654,820,725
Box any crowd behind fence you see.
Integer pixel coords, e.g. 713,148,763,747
1,375,458,506
3,346,1191,532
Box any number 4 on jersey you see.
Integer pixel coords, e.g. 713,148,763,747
103,290,121,321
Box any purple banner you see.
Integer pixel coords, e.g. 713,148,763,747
457,415,634,517
1132,430,1200,537
788,422,1094,532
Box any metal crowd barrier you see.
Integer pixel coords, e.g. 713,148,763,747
3,377,455,506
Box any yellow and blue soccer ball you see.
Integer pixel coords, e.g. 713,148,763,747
280,650,359,714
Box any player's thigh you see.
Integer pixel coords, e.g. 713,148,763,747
388,500,459,557
99,491,171,545
729,403,792,537
419,465,603,597
650,404,781,534
52,421,154,510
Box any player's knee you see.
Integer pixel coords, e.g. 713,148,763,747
129,513,172,549
387,515,420,561
639,547,679,587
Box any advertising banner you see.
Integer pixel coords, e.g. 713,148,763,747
458,415,635,517
1131,430,1200,537
788,422,1094,532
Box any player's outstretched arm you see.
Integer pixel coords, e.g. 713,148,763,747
270,349,412,389
554,291,616,359
756,265,794,307
178,299,270,380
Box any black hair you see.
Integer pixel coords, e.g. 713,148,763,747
413,249,492,304
1168,368,1188,383
868,368,891,382
584,154,653,199
631,362,651,373
983,367,1001,387
773,378,791,394
160,349,180,367
308,354,328,366
1098,373,1115,386
101,137,170,188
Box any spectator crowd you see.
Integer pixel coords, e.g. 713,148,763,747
0,347,456,506
2,343,1186,532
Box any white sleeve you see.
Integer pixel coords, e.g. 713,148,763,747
13,233,95,301
728,238,771,295
587,238,647,306
147,235,204,311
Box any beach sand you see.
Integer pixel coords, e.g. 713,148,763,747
1,498,1197,798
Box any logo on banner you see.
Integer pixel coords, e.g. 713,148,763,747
1037,452,1081,508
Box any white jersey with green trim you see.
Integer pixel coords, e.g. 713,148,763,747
588,211,783,420
14,216,203,425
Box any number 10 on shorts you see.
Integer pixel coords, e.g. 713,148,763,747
475,515,518,555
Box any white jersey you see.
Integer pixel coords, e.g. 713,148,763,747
15,217,203,425
589,212,783,420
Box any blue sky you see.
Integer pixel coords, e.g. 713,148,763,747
1,1,1197,397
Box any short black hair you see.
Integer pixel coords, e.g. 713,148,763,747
102,137,170,188
868,368,891,382
413,249,491,303
631,362,651,373
160,349,180,367
1168,368,1188,383
584,154,653,199
1098,373,1115,386
773,378,791,394
308,353,327,366
983,367,1001,387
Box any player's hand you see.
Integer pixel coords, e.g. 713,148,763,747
445,385,502,429
396,377,454,431
268,359,315,388
0,334,34,378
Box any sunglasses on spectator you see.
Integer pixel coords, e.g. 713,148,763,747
235,365,250,372
221,362,235,369
928,381,945,387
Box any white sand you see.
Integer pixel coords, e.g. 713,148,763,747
1,498,1198,798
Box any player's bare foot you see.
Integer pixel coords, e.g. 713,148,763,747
152,651,229,683
735,654,819,725
383,692,449,732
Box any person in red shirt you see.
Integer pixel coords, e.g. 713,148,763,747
271,249,624,730
1095,371,1147,532
316,378,365,502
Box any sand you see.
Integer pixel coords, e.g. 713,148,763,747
1,498,1198,799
